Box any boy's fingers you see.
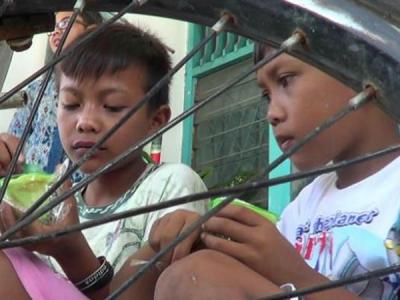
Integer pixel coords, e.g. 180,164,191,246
149,216,172,251
0,203,17,229
0,219,5,234
0,134,24,169
0,206,6,234
167,212,200,261
154,213,190,263
0,142,12,175
0,203,25,240
57,193,80,226
203,216,253,244
148,219,162,251
159,215,184,248
149,210,203,263
149,216,175,263
21,219,46,238
171,226,201,262
47,177,79,226
63,190,77,210
215,205,267,227
0,134,21,153
201,232,245,261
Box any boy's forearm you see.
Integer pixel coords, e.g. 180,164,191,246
111,243,163,300
54,238,163,300
53,234,109,299
54,236,99,282
290,266,361,300
264,246,361,300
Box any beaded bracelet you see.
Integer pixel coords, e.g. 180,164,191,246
74,256,114,293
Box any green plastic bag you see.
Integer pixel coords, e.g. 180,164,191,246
0,164,65,224
209,197,279,224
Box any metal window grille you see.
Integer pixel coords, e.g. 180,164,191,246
185,26,270,207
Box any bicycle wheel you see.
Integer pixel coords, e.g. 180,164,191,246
3,0,400,119
1,1,400,299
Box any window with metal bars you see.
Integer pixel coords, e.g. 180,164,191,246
183,24,292,212
183,25,270,207
192,58,268,207
191,26,254,74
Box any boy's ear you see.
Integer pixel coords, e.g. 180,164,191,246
149,105,171,133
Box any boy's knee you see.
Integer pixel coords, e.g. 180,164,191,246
154,263,182,300
155,250,244,300
165,249,229,276
155,250,222,300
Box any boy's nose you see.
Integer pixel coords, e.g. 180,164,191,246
266,99,286,126
76,114,100,133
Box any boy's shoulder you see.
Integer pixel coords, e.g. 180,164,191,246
136,163,207,201
297,172,336,199
282,155,400,217
281,172,336,216
144,162,205,186
150,162,200,176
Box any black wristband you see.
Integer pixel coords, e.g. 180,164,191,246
74,256,114,293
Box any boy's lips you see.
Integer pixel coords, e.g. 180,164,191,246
72,141,106,156
276,135,295,152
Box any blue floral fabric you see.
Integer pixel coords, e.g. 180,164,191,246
8,74,65,173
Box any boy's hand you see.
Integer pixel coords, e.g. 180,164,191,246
201,204,308,285
0,180,85,260
0,133,24,176
0,181,105,291
148,209,202,265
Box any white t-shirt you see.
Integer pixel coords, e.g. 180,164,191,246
47,163,208,273
278,156,400,299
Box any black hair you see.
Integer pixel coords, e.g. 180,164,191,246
79,11,104,26
253,42,274,64
59,22,172,111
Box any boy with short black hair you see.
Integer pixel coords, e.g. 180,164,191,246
0,22,207,299
152,44,400,300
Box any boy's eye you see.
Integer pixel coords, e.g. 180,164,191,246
261,91,271,103
278,73,295,88
61,102,79,111
104,105,126,112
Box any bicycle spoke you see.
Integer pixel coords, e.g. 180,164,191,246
1,69,372,247
0,13,233,241
1,2,399,299
257,263,400,300
0,0,146,107
2,141,400,251
0,0,85,206
0,0,11,19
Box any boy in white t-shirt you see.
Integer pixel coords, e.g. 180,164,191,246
152,44,400,300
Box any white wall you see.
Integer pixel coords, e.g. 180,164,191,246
0,14,188,163
126,15,188,163
0,33,48,132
